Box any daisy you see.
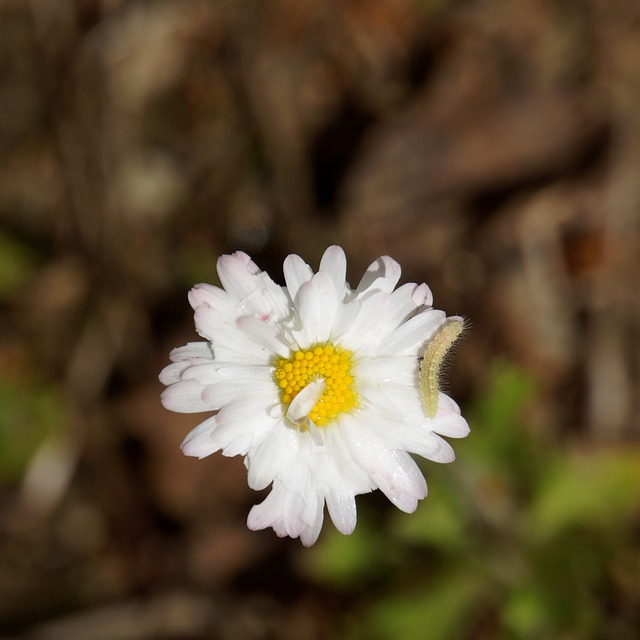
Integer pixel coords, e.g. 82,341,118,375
160,246,469,546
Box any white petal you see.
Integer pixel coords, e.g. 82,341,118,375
280,491,306,538
295,474,325,543
355,255,401,296
378,309,446,356
330,297,361,341
208,394,278,456
371,378,421,410
357,382,412,422
161,343,214,382
420,392,470,439
236,275,290,320
236,316,291,357
324,418,376,494
432,413,470,439
286,378,326,424
180,416,219,458
161,380,210,413
412,282,433,307
211,339,272,365
435,392,462,415
214,254,287,322
281,462,316,537
325,489,357,535
360,399,457,462
180,362,272,387
208,364,274,380
337,291,389,350
307,420,326,446
202,379,275,410
299,497,324,546
422,433,456,463
394,424,454,461
247,479,317,543
344,416,428,512
283,253,313,303
246,422,299,490
373,283,428,335
295,272,339,344
168,341,213,362
370,449,428,512
319,245,347,298
189,287,249,344
353,356,416,385
179,362,225,385
216,251,261,300
292,468,323,532
247,482,286,532
188,283,233,313
193,306,232,344
159,361,191,385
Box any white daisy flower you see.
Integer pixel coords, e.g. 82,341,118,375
160,246,469,546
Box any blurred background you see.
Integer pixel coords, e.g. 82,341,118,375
1,0,640,638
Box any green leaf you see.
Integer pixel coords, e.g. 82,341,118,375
527,448,640,542
466,360,538,489
0,377,66,483
502,583,555,639
365,572,487,640
302,518,395,588
0,231,37,297
392,489,466,551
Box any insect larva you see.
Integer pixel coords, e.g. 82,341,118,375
419,317,464,418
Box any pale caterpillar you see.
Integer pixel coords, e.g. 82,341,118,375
419,317,464,418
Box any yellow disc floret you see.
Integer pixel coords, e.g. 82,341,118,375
274,343,357,426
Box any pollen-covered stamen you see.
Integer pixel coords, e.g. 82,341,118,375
274,343,357,426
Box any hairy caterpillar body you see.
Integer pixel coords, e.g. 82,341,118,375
419,317,464,418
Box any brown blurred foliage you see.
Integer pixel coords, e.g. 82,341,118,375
0,0,639,638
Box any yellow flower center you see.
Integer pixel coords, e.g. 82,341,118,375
274,343,357,426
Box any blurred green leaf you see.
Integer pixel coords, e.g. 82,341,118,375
393,488,466,551
303,517,396,587
0,376,66,483
364,572,487,640
527,449,640,542
502,584,554,638
502,528,606,638
0,231,37,297
467,360,538,487
470,360,535,449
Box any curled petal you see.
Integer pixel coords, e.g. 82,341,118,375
286,378,326,424
411,282,433,307
216,252,261,300
356,255,401,297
